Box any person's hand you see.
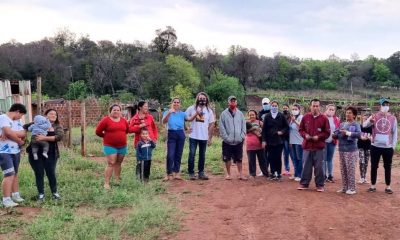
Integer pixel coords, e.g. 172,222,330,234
370,114,375,123
169,108,176,114
340,129,347,135
0,134,6,141
277,131,283,136
262,142,267,148
305,134,311,140
207,139,212,146
312,135,318,141
17,139,25,146
291,115,296,121
35,135,46,141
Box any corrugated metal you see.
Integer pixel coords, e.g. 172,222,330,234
0,79,32,123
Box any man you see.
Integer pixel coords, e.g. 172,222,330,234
261,100,289,180
297,99,330,192
258,97,271,176
363,98,398,194
0,103,27,207
186,92,215,180
219,96,247,180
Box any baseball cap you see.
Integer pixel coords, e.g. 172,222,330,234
228,96,237,102
379,98,389,105
262,97,270,105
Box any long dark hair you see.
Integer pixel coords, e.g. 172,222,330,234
44,108,60,125
194,92,211,111
131,100,146,116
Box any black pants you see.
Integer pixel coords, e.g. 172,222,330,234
136,160,152,181
28,149,58,194
247,149,268,177
370,146,393,185
267,144,284,177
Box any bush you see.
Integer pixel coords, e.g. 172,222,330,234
320,80,337,90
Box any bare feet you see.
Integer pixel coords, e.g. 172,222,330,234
103,184,111,190
225,175,232,180
174,173,183,180
238,175,248,181
163,175,172,182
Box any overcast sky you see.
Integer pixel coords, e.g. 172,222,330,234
1,0,399,59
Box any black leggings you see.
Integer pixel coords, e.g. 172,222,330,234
136,160,152,181
267,144,284,177
28,149,58,194
370,146,393,185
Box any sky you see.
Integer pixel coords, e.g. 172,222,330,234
1,0,400,59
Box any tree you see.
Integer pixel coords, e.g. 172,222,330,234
165,55,200,94
65,80,88,100
206,70,245,104
151,26,177,54
386,51,400,77
138,59,170,102
372,63,391,83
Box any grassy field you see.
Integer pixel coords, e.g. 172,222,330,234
0,126,224,240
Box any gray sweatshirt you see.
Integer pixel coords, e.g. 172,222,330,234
219,108,246,145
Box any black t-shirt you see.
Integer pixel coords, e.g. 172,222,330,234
358,125,372,150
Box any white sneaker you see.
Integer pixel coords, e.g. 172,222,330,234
337,189,346,193
42,152,49,158
257,172,264,176
289,176,295,180
358,178,365,184
11,194,25,203
346,190,357,195
2,198,19,207
294,177,301,182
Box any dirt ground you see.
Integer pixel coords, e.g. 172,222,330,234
168,152,400,240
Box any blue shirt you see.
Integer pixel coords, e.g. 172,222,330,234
163,111,186,130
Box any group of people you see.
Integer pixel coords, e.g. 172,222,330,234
220,96,398,195
1,104,63,207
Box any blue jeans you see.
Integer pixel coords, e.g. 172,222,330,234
166,130,186,174
188,138,207,175
323,142,336,178
283,140,292,172
291,144,303,178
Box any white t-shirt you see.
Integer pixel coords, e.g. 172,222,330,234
0,114,21,154
185,105,215,140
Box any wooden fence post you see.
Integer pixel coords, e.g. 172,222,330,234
37,75,42,115
67,100,72,148
81,99,86,156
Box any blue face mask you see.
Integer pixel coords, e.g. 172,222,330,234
263,104,270,111
271,106,278,113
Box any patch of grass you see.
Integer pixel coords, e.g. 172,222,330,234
0,215,25,234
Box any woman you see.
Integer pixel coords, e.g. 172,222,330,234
162,97,198,181
324,104,340,182
288,104,303,181
96,104,129,189
282,104,292,176
27,109,64,201
333,106,361,195
129,100,158,179
246,110,268,178
261,100,289,180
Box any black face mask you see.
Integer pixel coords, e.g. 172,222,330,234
197,100,206,106
283,110,289,115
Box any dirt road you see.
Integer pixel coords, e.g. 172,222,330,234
168,153,400,240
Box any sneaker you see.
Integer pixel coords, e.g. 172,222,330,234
2,198,18,207
294,177,301,182
282,171,290,176
358,178,365,184
289,176,295,180
326,176,334,183
188,174,197,180
257,172,264,177
42,152,49,158
316,187,325,192
38,194,45,202
346,190,356,195
367,187,376,193
337,189,346,193
385,188,394,194
297,185,308,190
52,193,61,200
198,173,209,180
11,194,25,203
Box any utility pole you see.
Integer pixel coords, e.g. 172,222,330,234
37,75,42,115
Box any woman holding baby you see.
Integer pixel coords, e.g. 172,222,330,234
25,109,64,201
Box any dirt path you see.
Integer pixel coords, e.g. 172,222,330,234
168,152,400,240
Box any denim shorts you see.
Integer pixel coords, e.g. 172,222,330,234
103,146,128,156
0,153,21,177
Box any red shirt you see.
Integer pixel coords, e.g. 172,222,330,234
246,120,263,151
95,116,129,148
129,113,158,147
299,113,331,151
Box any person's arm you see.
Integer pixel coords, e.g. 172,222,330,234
298,115,310,140
241,113,246,141
185,110,199,122
346,123,362,139
279,114,289,136
35,125,64,142
2,127,24,145
95,117,107,138
219,112,228,141
151,118,158,142
362,115,374,128
261,115,267,146
129,116,142,134
150,140,156,148
316,117,331,141
392,118,398,149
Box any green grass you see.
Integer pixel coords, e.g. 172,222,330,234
0,126,225,239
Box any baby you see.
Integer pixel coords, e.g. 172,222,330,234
28,115,51,160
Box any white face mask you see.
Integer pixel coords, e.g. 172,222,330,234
291,110,300,115
381,106,389,113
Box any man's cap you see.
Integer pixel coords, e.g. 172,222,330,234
379,98,389,105
262,97,270,105
228,96,237,102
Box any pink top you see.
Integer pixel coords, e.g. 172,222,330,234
246,120,263,151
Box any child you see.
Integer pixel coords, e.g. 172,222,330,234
28,115,51,160
358,112,372,184
136,128,156,182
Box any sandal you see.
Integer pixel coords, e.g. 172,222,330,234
238,176,248,181
225,175,232,180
